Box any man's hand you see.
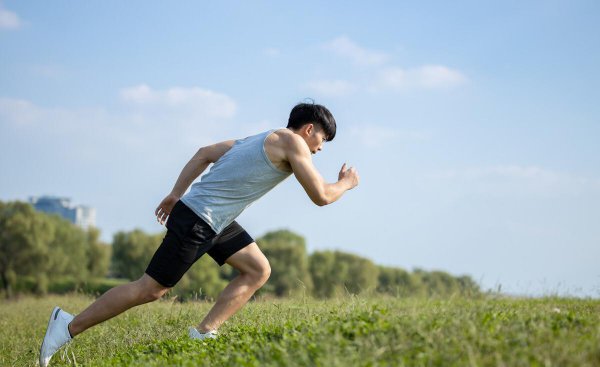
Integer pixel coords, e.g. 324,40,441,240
155,193,180,225
338,163,360,190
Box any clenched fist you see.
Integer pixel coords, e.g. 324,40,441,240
338,163,359,190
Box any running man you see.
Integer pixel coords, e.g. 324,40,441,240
39,102,359,366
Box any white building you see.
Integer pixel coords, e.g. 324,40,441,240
29,196,96,230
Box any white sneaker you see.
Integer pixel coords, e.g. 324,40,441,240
39,307,74,367
188,327,217,341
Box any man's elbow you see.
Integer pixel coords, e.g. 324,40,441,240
313,195,331,207
193,147,213,164
306,186,334,206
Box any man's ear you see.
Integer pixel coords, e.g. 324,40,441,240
305,123,314,135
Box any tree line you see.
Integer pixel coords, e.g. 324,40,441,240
0,200,480,299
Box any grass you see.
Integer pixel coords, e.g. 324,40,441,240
0,293,599,366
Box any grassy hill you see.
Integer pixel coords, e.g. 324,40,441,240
1,294,598,366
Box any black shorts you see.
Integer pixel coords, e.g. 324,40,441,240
145,200,254,287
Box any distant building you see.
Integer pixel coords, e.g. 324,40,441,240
29,195,96,230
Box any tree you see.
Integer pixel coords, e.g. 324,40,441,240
410,269,480,296
45,214,89,283
86,227,111,278
257,230,313,297
172,256,228,300
309,250,379,298
111,229,164,280
377,266,413,296
0,201,54,296
338,251,379,294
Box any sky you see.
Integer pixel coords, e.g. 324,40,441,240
1,1,599,297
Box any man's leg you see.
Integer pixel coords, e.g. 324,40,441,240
196,242,270,333
69,274,171,336
40,274,171,366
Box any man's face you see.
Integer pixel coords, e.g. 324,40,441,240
306,126,327,155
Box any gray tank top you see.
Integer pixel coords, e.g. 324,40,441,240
181,129,292,234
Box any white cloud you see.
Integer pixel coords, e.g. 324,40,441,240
429,165,600,197
0,98,39,125
119,84,236,119
433,165,566,181
1,84,239,162
324,36,389,66
0,2,21,30
417,65,467,88
309,37,468,94
302,64,467,96
264,47,281,57
375,65,467,91
30,64,67,79
304,79,357,97
0,97,131,147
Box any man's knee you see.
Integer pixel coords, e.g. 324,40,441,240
226,243,272,288
142,287,169,302
249,260,271,287
137,275,170,302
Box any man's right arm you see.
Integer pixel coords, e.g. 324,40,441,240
286,136,359,206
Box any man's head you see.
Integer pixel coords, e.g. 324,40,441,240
287,102,336,154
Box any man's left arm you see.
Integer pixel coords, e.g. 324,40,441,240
155,140,235,225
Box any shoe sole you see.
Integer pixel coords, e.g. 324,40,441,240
39,306,60,367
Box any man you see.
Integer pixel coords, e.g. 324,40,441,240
39,102,359,366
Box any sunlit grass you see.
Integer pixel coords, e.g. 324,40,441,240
1,294,598,366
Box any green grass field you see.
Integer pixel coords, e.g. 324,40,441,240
1,294,598,366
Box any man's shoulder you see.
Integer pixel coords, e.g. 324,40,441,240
270,129,303,149
262,129,298,171
270,128,293,139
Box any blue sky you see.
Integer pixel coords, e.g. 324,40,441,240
1,1,599,297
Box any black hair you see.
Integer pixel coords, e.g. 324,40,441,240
287,101,337,141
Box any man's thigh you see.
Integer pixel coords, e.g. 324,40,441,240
207,220,255,266
222,242,269,274
146,201,217,287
